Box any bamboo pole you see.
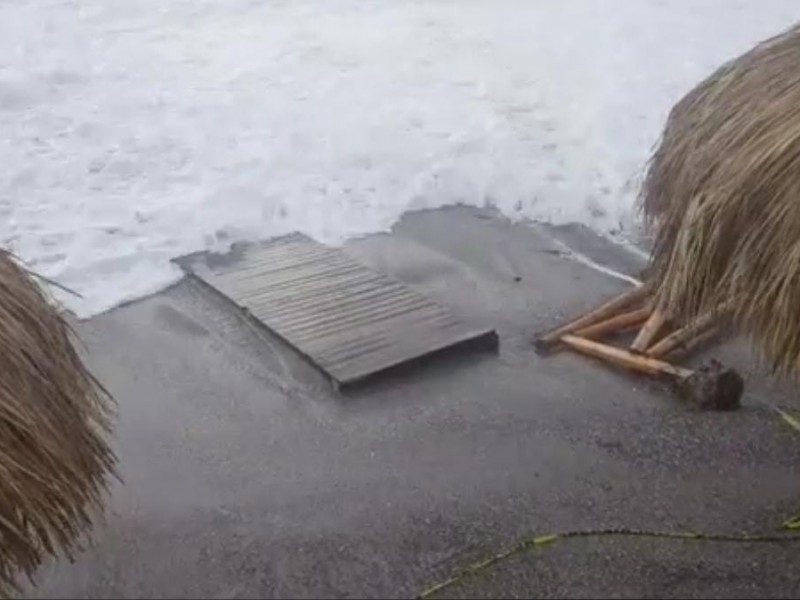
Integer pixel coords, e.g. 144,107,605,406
630,308,666,353
574,306,652,340
665,326,722,361
648,311,718,358
534,283,651,352
560,334,742,410
561,334,693,380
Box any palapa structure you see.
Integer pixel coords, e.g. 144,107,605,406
640,22,800,379
0,251,116,596
535,22,800,408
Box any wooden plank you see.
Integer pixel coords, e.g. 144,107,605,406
175,234,498,389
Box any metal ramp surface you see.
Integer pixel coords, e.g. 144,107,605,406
176,233,498,389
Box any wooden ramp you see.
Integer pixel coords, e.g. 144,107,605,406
176,234,498,390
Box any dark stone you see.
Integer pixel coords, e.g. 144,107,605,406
678,359,744,411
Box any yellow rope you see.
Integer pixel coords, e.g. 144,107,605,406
418,525,800,599
771,404,800,434
418,403,800,599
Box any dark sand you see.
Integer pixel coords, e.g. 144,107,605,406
30,207,800,599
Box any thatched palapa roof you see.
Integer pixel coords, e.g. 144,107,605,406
0,251,116,596
640,22,800,378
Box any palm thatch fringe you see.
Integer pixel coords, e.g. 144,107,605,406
640,22,800,379
0,251,116,596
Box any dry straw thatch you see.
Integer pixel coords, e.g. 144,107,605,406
640,22,800,379
0,251,116,596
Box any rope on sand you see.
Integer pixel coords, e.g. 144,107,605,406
418,404,800,599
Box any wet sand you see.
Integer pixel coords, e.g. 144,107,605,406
30,207,800,599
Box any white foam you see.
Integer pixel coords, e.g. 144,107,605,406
2,0,799,317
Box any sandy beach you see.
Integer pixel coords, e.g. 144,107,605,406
28,207,800,599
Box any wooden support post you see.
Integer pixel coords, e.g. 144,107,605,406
575,306,651,340
534,283,651,353
560,334,742,410
630,308,666,353
647,309,721,358
561,334,692,380
665,326,722,361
